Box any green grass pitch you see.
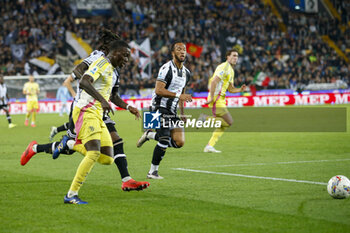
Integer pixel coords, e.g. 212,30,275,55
1,105,350,233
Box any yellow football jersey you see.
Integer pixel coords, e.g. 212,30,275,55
23,82,40,102
76,56,114,115
208,61,234,100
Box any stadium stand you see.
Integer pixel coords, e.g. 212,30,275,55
1,0,349,98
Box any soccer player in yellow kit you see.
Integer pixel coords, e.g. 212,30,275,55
23,75,40,127
64,40,131,204
204,49,246,153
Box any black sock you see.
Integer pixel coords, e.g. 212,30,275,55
115,157,129,179
36,142,74,155
152,141,168,165
113,139,130,179
37,143,54,153
57,122,69,132
6,114,12,124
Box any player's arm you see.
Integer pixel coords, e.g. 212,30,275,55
79,74,113,114
155,81,192,102
228,83,246,93
205,75,220,104
22,84,27,95
64,63,89,98
110,88,140,119
178,88,187,121
63,75,76,98
6,92,10,103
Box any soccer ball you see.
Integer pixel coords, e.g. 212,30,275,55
327,175,350,199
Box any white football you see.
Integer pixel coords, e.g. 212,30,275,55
327,175,350,199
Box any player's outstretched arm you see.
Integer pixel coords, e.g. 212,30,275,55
228,83,246,93
110,88,140,119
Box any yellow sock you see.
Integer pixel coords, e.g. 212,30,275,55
73,144,113,165
25,112,30,119
32,111,36,123
208,128,225,147
69,150,100,192
207,116,230,147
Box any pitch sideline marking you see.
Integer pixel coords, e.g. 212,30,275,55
182,158,350,169
173,168,328,185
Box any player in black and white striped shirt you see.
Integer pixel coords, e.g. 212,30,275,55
0,75,16,128
137,42,192,179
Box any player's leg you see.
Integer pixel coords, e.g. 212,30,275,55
63,102,69,115
205,106,232,153
3,106,16,128
20,140,75,165
64,109,105,204
52,113,76,158
137,128,183,148
70,137,114,166
25,101,32,126
105,120,149,191
49,122,69,141
31,101,39,127
51,101,74,140
169,126,185,148
65,139,100,204
107,123,130,177
147,125,170,179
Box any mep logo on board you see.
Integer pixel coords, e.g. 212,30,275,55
143,110,161,129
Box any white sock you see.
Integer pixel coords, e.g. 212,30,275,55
67,190,78,198
122,176,132,182
67,140,75,150
52,143,56,152
148,132,156,140
32,144,37,153
149,164,159,173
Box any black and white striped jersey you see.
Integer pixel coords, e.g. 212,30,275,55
152,60,190,114
0,83,8,105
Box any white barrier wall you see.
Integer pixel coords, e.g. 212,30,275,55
3,93,350,115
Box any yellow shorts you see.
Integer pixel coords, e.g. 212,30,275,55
27,100,38,111
209,98,228,117
72,106,112,147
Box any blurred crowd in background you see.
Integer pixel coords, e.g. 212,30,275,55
1,0,349,97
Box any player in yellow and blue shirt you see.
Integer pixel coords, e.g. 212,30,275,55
64,40,133,204
23,75,40,127
204,49,246,153
20,31,149,198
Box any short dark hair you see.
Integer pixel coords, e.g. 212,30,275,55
109,40,130,52
226,49,239,58
170,41,185,52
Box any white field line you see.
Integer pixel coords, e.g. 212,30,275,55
182,158,350,169
172,168,328,185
